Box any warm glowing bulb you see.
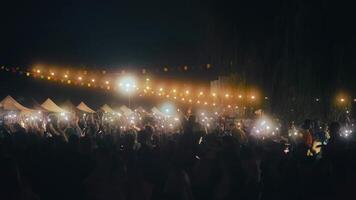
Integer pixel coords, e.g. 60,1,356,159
64,74,68,78
105,81,109,84
50,72,55,76
225,94,229,98
91,79,95,82
185,90,190,94
340,98,345,102
238,95,242,98
173,89,177,93
251,95,255,100
159,88,163,92
199,91,204,95
212,93,216,97
78,76,82,80
36,69,41,73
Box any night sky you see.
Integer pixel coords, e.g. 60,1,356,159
1,0,208,67
1,0,356,117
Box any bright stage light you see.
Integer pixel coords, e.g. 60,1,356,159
160,102,176,116
118,75,137,95
340,126,353,138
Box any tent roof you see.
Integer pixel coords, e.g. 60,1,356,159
100,104,114,113
31,99,47,112
0,95,36,113
135,106,146,113
120,105,133,116
41,98,67,113
77,102,96,113
151,107,165,116
61,100,78,113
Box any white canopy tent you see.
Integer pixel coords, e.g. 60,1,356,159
135,106,146,113
31,99,47,112
151,107,165,116
119,105,133,116
41,98,67,113
0,95,36,114
77,102,96,113
100,104,114,113
61,100,78,113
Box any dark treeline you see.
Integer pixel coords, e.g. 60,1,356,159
199,0,355,119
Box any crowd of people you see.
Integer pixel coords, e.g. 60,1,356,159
1,110,356,200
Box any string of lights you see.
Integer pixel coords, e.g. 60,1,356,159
1,65,263,108
2,65,356,109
